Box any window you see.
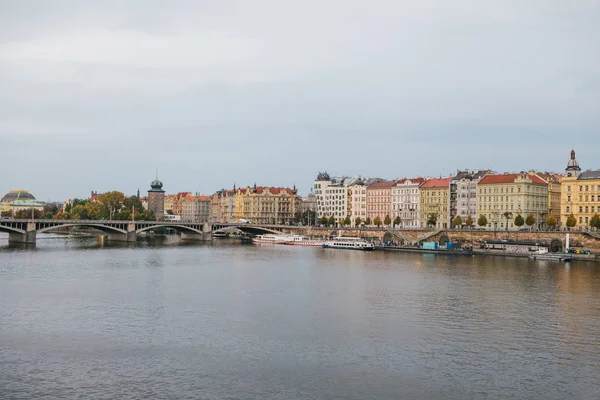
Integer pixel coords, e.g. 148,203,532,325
566,206,570,212
580,206,583,212
568,186,571,192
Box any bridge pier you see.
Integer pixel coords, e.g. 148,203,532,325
181,223,212,241
105,223,137,243
8,222,37,244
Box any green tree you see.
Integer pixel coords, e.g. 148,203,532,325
477,215,488,227
319,216,328,226
1,210,12,218
374,216,382,227
355,217,362,227
514,214,525,228
525,214,536,228
338,218,345,227
465,215,473,227
384,214,391,226
566,213,577,228
590,214,600,228
365,217,371,226
98,191,126,220
14,208,42,219
545,215,557,228
327,215,335,226
53,211,69,220
452,215,462,228
393,216,401,227
426,213,438,227
344,216,351,226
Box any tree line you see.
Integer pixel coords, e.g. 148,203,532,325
2,191,155,221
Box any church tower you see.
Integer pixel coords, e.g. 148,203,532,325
565,149,581,178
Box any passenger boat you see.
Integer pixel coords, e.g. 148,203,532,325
322,237,374,251
252,234,324,246
284,235,325,247
252,234,294,245
212,231,229,239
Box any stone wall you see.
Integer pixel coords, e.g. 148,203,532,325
283,227,600,252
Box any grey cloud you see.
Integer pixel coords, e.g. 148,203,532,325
0,0,598,200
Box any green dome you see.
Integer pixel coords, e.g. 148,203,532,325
150,179,163,190
2,190,36,203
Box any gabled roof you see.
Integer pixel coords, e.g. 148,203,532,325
420,177,453,189
396,177,426,185
238,186,297,195
479,173,546,185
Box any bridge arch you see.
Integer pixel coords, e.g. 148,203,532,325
136,225,203,235
213,225,282,235
0,225,26,235
38,223,129,235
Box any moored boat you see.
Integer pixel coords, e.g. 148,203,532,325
284,235,325,247
252,234,324,246
322,237,374,251
529,249,573,262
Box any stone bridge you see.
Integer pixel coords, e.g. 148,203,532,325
0,219,293,244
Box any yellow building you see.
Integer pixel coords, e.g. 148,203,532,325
477,173,548,230
533,172,562,224
560,150,600,228
419,177,453,229
234,185,301,224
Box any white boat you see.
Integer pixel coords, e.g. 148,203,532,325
284,235,325,247
252,234,294,245
322,237,374,251
252,234,324,246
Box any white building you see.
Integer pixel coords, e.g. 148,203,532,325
314,173,372,223
391,178,425,228
452,170,491,225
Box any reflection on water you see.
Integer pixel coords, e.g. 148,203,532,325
1,235,600,399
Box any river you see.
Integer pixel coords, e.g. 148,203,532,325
1,234,599,399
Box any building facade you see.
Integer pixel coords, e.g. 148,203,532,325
560,150,600,228
366,180,397,224
478,173,548,230
391,178,425,228
234,185,301,224
533,172,562,224
419,178,453,229
314,172,350,222
209,188,236,223
451,170,489,226
181,195,211,223
348,180,367,226
147,179,165,220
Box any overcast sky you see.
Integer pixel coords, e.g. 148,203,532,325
1,0,599,201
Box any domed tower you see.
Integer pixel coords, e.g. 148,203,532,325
147,174,165,220
565,149,581,178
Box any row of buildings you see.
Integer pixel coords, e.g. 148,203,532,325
146,179,307,224
313,150,600,230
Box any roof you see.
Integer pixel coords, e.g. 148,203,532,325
2,190,36,203
396,177,426,185
9,199,45,207
367,180,397,189
578,170,600,180
452,170,490,181
534,172,562,183
420,177,453,189
238,186,297,195
479,173,546,185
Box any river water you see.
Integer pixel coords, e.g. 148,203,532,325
1,234,599,399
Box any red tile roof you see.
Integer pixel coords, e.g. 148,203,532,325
238,186,296,195
479,173,547,185
420,177,453,189
367,180,398,189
